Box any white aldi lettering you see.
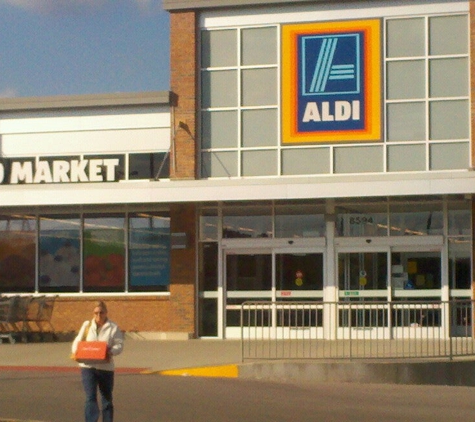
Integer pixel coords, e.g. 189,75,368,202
302,101,360,122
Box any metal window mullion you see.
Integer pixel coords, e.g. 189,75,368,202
425,16,430,172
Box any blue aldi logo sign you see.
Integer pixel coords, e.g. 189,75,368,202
282,20,382,144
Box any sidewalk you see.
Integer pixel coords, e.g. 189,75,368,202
0,337,243,373
1,337,475,387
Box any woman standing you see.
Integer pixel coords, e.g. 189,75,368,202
72,301,124,422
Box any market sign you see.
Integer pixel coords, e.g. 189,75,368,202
0,156,123,184
282,19,382,144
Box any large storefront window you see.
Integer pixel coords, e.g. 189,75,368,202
0,210,172,294
0,215,36,293
39,215,80,293
83,214,125,292
128,213,170,292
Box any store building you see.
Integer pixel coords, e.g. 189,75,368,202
1,0,474,340
163,0,475,338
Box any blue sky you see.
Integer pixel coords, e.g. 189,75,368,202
0,0,170,98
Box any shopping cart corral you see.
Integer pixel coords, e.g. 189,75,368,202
0,295,57,343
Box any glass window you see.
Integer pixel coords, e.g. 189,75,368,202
241,150,277,176
242,109,277,147
128,213,170,292
429,58,468,98
83,214,125,292
223,204,272,238
387,60,425,100
199,208,219,241
241,68,277,106
448,237,471,289
448,198,471,236
336,201,388,237
391,251,441,290
387,144,425,172
389,200,443,236
387,102,426,141
201,151,238,178
281,148,330,175
275,203,325,238
241,27,277,66
201,29,237,68
387,18,425,58
201,70,238,108
0,215,36,293
199,298,218,337
339,252,388,290
202,111,238,149
334,146,383,173
429,15,468,56
430,142,469,171
226,254,272,290
39,215,80,293
199,242,218,291
429,100,469,140
129,153,169,180
276,253,323,290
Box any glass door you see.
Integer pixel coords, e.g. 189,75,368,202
337,249,390,339
224,248,324,338
224,249,272,338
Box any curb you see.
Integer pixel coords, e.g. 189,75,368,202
143,364,239,378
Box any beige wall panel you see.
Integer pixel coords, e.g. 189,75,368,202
0,128,170,156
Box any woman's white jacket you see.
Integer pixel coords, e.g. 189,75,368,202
71,319,124,372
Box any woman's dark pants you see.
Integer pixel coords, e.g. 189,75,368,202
81,367,114,422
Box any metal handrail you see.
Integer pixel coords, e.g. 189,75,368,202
240,299,475,361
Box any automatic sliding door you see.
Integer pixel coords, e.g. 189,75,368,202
338,251,389,339
225,251,272,337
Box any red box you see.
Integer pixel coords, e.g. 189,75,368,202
75,341,109,364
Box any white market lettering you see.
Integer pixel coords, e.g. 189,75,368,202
1,158,120,184
302,100,360,123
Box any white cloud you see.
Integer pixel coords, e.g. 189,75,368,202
0,87,18,98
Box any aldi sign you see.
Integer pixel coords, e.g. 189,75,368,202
282,19,382,144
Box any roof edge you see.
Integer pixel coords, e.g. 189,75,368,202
0,91,172,112
162,0,320,11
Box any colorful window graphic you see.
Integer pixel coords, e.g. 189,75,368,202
282,20,382,144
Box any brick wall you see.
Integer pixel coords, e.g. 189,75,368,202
170,11,197,180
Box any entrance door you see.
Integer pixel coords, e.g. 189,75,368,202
224,248,324,338
337,241,444,339
224,249,272,338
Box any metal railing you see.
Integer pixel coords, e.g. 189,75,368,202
240,299,475,361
